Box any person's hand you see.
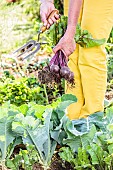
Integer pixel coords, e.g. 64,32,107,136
53,31,76,58
40,1,59,29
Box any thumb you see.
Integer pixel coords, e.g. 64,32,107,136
41,13,48,26
53,45,61,54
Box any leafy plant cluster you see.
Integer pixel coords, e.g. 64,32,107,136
22,0,41,21
0,72,64,106
59,106,113,170
0,76,43,106
75,24,106,48
106,29,113,83
6,144,39,170
0,94,77,170
0,94,113,170
54,0,64,15
106,43,113,56
107,55,113,81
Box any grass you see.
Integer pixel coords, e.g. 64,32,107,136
0,0,36,56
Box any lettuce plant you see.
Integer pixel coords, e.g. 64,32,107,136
0,94,77,170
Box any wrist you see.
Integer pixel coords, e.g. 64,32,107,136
65,26,76,38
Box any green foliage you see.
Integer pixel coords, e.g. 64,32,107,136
62,112,105,152
22,0,40,21
54,0,63,15
59,147,94,169
0,104,16,160
0,77,46,106
6,145,39,170
106,43,113,55
86,143,113,170
6,155,22,170
0,1,112,169
0,94,77,169
11,94,77,168
75,24,106,48
59,142,113,170
0,74,64,106
59,147,75,165
107,28,113,44
107,55,113,82
42,19,106,49
87,144,107,167
59,105,113,169
1,95,113,169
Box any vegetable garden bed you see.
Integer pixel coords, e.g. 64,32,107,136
0,1,113,169
0,91,113,170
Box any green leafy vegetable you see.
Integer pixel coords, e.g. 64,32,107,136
0,104,18,160
59,147,94,169
11,94,77,168
75,24,106,48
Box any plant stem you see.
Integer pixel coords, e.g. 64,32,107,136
43,84,49,104
26,129,44,163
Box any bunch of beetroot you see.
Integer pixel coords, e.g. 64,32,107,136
38,50,75,86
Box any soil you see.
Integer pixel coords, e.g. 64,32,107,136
32,149,74,170
33,154,74,170
50,152,73,170
4,144,74,170
105,91,113,100
33,164,44,170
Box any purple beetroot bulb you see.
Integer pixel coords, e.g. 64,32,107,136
60,66,70,78
38,50,75,86
68,72,74,82
50,64,60,74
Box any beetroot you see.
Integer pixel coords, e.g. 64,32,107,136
50,64,60,74
38,50,75,86
60,66,70,78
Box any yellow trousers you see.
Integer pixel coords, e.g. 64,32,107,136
64,0,113,120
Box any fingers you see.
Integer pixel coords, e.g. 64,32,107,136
41,14,59,29
47,17,57,29
47,13,60,29
54,13,60,20
53,45,61,54
53,45,69,59
40,12,48,26
47,18,54,29
53,43,76,59
50,16,57,23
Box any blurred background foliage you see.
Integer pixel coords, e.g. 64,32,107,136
0,0,112,71
0,0,112,55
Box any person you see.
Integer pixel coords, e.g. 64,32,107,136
40,0,113,120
